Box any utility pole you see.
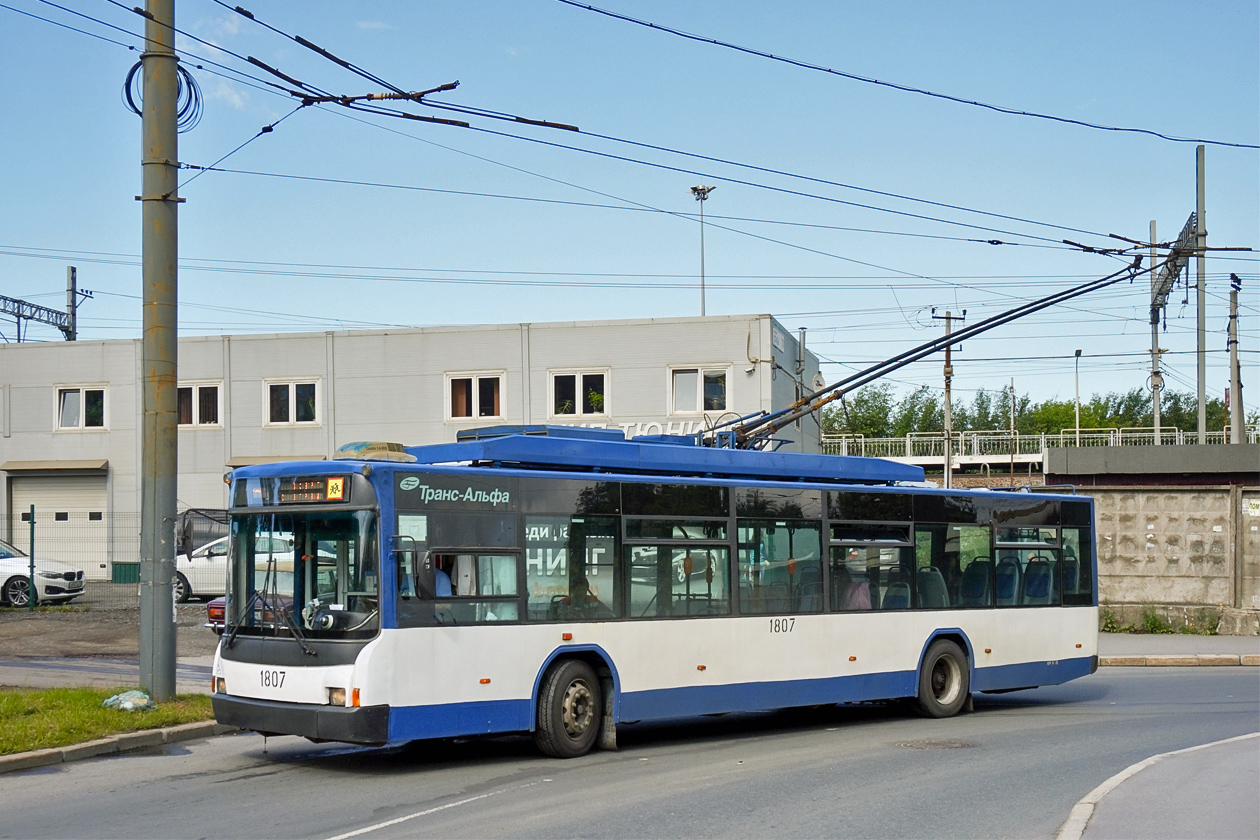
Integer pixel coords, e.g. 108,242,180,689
66,267,77,341
1229,274,1244,444
1149,221,1162,444
1008,378,1016,486
1196,145,1206,444
932,309,964,488
690,185,715,317
138,0,180,701
1074,349,1082,446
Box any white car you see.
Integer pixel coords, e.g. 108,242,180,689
175,535,293,603
0,539,86,607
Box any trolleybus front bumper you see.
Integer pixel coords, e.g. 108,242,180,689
212,694,390,745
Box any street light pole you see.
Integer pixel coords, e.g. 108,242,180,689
1074,350,1082,446
690,185,715,316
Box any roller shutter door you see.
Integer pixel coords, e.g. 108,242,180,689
9,475,110,581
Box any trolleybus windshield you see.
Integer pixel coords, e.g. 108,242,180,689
226,510,379,640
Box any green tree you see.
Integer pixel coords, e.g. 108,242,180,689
821,383,896,437
891,385,941,436
822,384,1253,438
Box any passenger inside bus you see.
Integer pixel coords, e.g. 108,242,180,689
434,563,452,597
551,574,615,620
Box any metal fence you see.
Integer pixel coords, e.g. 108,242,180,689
822,424,1258,461
0,511,214,611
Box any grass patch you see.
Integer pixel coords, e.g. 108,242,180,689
0,687,214,756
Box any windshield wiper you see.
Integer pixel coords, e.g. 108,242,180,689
273,596,317,656
223,589,262,650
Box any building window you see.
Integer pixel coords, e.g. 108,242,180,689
448,373,503,419
551,370,608,417
671,367,728,413
266,380,318,425
57,386,106,429
178,383,221,426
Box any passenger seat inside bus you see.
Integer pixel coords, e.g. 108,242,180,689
960,558,992,606
916,567,949,609
1022,557,1055,605
882,571,910,609
995,557,1022,606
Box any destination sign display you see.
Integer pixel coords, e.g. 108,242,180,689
278,476,349,504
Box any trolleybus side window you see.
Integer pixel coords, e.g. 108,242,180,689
525,515,620,621
1060,500,1094,606
829,523,913,611
994,526,1061,607
431,552,521,623
737,519,822,614
913,524,993,609
1059,527,1093,606
627,544,730,618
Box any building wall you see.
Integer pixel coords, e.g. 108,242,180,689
1,315,821,527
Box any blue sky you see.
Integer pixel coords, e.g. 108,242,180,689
1,0,1256,410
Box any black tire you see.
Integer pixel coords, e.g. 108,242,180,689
914,639,969,718
173,572,191,603
3,576,34,608
533,659,602,758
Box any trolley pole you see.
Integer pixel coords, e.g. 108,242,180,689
138,0,179,701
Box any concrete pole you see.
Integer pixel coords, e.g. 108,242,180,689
1150,221,1161,445
1196,145,1206,444
943,312,953,489
1074,349,1081,446
66,266,77,341
139,0,179,701
1229,277,1244,444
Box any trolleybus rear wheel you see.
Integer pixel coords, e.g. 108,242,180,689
914,639,969,718
534,659,602,758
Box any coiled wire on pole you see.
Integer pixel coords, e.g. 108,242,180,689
123,60,204,133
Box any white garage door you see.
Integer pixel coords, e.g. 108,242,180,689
10,475,110,581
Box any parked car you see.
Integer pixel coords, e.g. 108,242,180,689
206,596,225,633
175,534,293,603
205,569,296,634
0,538,86,607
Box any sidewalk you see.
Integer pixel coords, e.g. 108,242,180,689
1061,733,1260,840
0,655,213,694
1097,632,1260,666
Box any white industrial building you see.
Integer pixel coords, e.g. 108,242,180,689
0,314,821,579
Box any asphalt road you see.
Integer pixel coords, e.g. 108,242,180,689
1,668,1256,840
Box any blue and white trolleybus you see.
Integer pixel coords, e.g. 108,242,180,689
211,426,1098,758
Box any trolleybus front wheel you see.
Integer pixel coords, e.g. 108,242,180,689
534,659,602,758
914,639,969,718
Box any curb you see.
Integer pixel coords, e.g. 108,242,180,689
1055,732,1260,840
0,721,241,775
1100,654,1260,667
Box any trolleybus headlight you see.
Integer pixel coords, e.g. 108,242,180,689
328,687,346,706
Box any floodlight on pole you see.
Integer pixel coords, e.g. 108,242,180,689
690,185,716,316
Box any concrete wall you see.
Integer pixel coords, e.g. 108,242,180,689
1091,485,1260,634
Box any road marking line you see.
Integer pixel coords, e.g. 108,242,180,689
1055,731,1260,840
325,782,539,840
